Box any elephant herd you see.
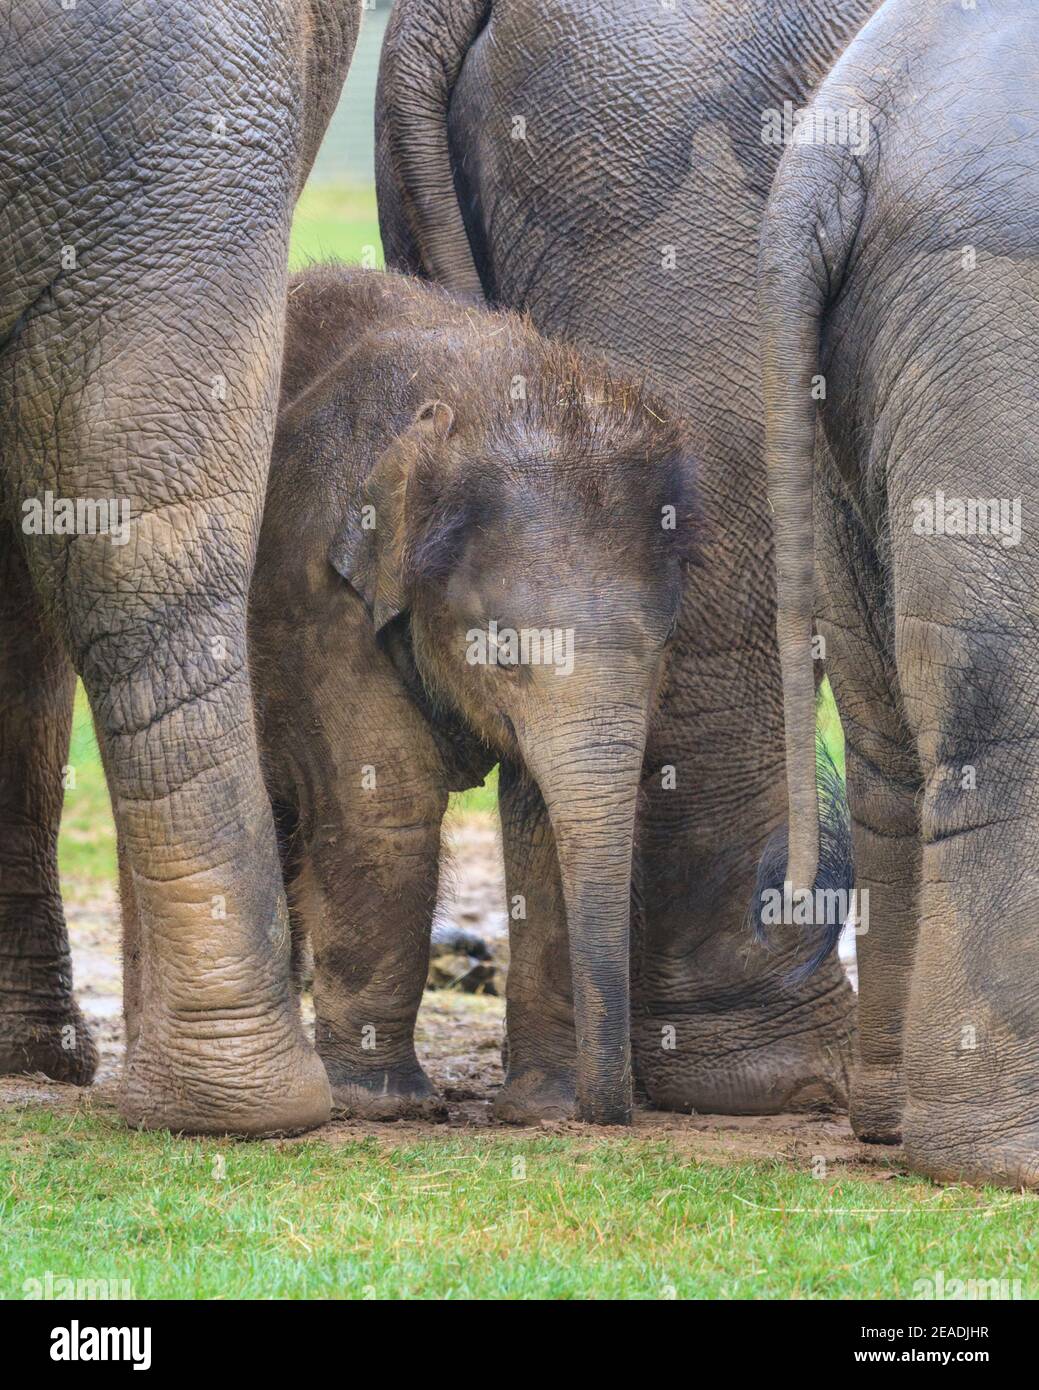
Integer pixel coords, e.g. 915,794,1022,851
0,0,1035,1189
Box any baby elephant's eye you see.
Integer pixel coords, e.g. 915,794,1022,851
493,651,523,679
489,631,532,683
483,625,519,677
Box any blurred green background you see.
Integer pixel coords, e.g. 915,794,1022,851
287,0,386,272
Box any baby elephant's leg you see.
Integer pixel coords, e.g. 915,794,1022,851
283,660,449,1120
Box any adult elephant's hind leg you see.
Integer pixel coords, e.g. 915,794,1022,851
901,625,1039,1188
841,742,920,1145
815,474,922,1145
0,525,96,1083
905,780,1039,1187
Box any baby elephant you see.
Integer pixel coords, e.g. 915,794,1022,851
250,265,696,1125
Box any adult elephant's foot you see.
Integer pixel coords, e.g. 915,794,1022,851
903,1101,1039,1188
641,1028,851,1114
850,1062,904,1144
635,958,855,1115
323,1059,444,1121
119,1012,331,1136
115,850,332,1136
494,1067,576,1125
0,1002,98,1086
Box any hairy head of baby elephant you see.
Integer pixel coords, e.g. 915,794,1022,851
251,264,698,1127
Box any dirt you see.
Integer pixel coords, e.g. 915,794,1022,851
2,816,886,1176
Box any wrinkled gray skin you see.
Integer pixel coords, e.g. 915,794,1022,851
761,0,1039,1187
376,0,876,1120
0,1,359,1134
252,265,695,1125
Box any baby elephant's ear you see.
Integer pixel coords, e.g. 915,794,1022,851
328,447,407,633
328,402,455,631
414,399,454,440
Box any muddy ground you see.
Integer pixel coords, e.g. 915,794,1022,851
3,816,889,1176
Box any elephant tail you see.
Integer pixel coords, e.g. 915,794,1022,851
749,737,853,979
757,78,871,952
375,0,488,297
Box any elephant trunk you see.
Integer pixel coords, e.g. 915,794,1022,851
519,702,648,1125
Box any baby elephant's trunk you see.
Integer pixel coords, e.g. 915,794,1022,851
520,701,648,1125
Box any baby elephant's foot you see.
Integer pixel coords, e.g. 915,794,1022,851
494,1067,576,1125
0,1004,98,1086
324,1060,445,1121
850,1062,904,1145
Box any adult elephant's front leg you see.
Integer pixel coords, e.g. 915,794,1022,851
7,250,328,1138
494,763,576,1123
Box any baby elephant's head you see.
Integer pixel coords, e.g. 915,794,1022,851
330,344,697,1126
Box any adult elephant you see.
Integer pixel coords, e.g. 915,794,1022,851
376,0,876,1121
0,0,360,1134
761,0,1039,1185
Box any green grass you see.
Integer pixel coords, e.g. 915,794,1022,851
58,687,116,892
288,182,383,271
1,1105,1033,1300
818,677,846,780
449,766,500,817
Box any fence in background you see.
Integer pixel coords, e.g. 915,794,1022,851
310,2,392,186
